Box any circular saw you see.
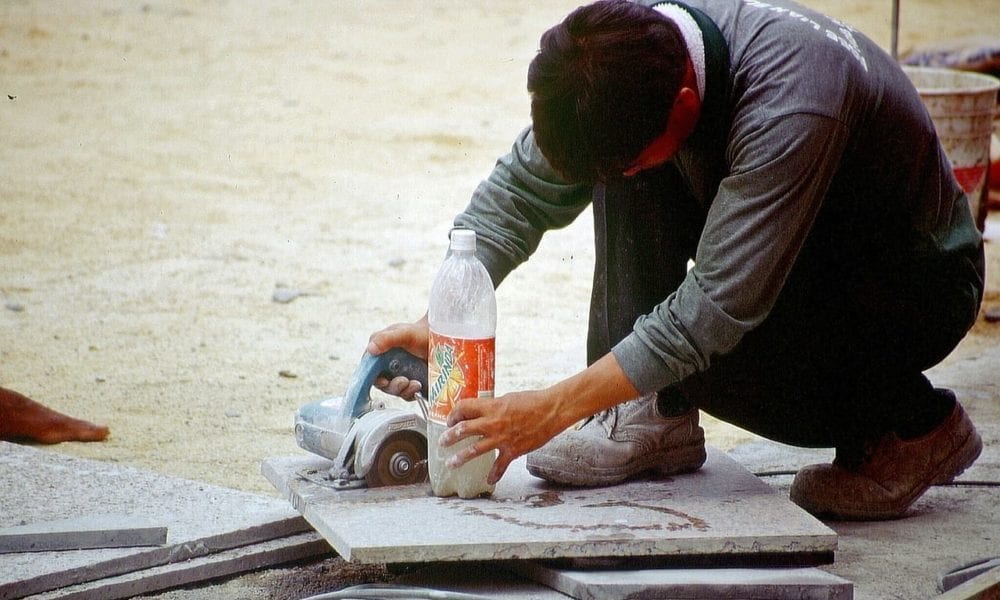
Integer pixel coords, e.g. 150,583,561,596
294,348,429,489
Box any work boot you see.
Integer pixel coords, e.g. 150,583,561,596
525,395,706,486
790,401,982,520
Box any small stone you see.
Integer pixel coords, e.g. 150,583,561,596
388,258,406,269
151,222,168,239
272,288,301,304
225,409,241,418
5,301,24,312
984,307,1000,323
278,370,298,379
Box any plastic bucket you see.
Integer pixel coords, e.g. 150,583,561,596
903,66,998,231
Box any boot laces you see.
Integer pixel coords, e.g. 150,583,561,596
591,406,618,437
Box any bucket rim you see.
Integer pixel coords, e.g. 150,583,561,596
902,65,1000,95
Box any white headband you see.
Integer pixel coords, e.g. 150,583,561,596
654,4,706,100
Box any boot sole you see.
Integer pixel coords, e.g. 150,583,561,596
526,441,707,487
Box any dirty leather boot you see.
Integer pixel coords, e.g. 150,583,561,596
789,399,982,520
525,395,706,486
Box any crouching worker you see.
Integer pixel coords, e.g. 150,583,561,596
368,0,984,520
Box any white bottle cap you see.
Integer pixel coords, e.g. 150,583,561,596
450,228,476,252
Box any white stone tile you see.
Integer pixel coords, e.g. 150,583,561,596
514,561,853,600
0,514,167,553
0,442,312,599
263,447,837,565
30,533,330,600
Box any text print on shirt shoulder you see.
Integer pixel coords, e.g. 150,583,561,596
741,0,869,72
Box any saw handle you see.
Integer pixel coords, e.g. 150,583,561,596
342,348,428,419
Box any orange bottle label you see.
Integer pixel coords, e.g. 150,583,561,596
427,333,495,423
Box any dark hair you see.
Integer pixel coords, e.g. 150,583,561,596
527,0,687,183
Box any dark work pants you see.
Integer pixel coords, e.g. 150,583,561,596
588,164,984,451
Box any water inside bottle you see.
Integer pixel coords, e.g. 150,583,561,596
427,419,496,498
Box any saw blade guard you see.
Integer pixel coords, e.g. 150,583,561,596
349,409,427,485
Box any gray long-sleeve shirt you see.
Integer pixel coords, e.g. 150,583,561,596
454,0,982,395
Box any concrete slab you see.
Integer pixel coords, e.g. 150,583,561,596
726,419,997,485
30,533,331,600
747,471,997,599
263,446,837,565
940,557,1000,592
0,442,313,600
726,441,833,477
726,347,1000,486
937,565,1000,600
719,362,1000,599
393,563,573,600
514,561,853,600
0,515,167,553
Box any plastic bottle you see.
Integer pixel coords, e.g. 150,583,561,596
426,228,498,498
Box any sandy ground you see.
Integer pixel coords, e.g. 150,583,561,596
1,1,999,597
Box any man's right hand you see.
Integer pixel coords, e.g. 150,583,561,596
366,314,429,399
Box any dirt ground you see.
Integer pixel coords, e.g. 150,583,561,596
2,0,998,492
1,1,999,596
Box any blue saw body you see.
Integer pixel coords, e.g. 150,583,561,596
294,348,429,488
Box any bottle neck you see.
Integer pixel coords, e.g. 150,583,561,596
449,230,477,254
448,246,475,258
